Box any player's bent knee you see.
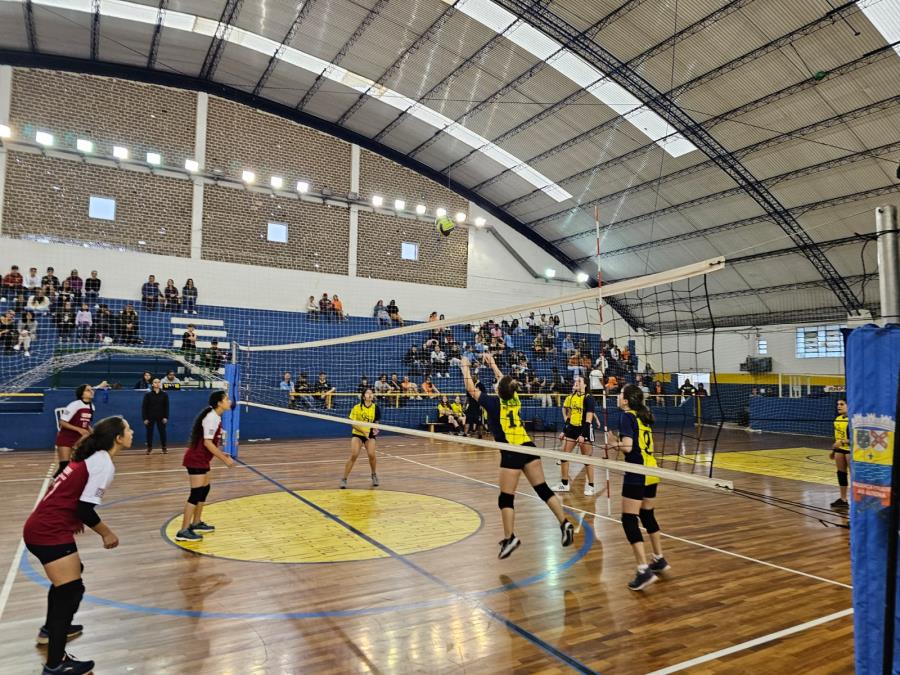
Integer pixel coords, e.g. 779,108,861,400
533,482,555,502
498,492,515,510
639,508,660,534
621,513,643,544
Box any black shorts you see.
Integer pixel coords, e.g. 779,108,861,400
352,431,376,441
26,541,78,565
833,448,850,455
622,480,658,501
465,409,481,425
564,423,594,443
437,415,450,424
500,441,540,470
563,423,582,441
186,467,210,475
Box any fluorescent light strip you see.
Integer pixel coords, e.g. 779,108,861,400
857,0,900,57
446,0,697,158
11,0,569,201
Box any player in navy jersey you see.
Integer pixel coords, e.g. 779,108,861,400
24,416,133,675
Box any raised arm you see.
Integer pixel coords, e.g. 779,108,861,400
459,356,481,401
481,352,503,381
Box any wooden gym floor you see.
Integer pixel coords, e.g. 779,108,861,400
0,428,853,674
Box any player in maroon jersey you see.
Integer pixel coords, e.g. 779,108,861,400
175,390,235,542
24,415,133,675
54,382,108,478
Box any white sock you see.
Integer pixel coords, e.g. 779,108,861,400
638,564,648,573
652,553,663,561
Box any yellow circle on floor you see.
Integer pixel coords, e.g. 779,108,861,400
163,489,482,563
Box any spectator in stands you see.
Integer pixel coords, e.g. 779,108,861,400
319,293,334,320
374,374,391,397
181,324,197,361
13,310,37,357
120,304,141,344
431,346,448,378
182,279,198,314
358,376,370,395
696,383,709,397
161,371,181,390
448,343,462,368
66,270,84,303
436,396,462,435
421,375,440,399
608,340,621,362
292,373,314,408
589,363,604,395
652,381,666,407
135,371,153,390
93,304,113,343
314,372,336,409
201,338,222,371
374,300,390,326
0,310,17,353
532,333,546,359
306,295,319,319
2,265,23,301
401,376,421,400
280,371,293,392
678,379,696,401
41,267,60,293
163,279,180,312
57,279,75,310
12,292,26,315
141,275,161,311
332,294,348,322
525,311,538,334
428,311,438,322
549,367,567,401
55,301,75,343
386,300,403,325
142,377,169,454
562,334,575,357
388,373,403,405
404,345,423,376
85,270,101,306
605,375,619,395
23,267,40,294
75,303,93,343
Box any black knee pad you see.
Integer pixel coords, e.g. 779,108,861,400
498,492,515,510
54,578,85,615
639,508,660,534
200,484,211,502
533,482,555,502
621,513,643,544
188,486,205,505
837,471,848,487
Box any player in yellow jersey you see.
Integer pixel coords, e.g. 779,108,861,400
460,354,575,559
436,395,462,435
554,376,597,495
610,384,670,591
829,399,850,509
450,396,466,429
340,387,380,488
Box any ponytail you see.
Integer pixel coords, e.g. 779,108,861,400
622,384,654,426
189,391,227,447
72,416,127,461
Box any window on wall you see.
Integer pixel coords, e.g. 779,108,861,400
88,196,116,221
795,325,844,358
401,242,419,261
757,339,768,355
267,222,288,243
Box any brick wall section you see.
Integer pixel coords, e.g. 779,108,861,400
356,211,467,288
359,150,468,217
9,69,196,166
205,98,352,194
3,152,193,257
202,186,350,274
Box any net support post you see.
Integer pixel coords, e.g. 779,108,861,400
223,363,240,458
877,205,899,324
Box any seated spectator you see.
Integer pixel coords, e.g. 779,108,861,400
55,301,75,343
0,310,17,353
332,294,348,322
85,270,101,305
532,333,546,359
12,293,26,314
279,371,293,392
451,396,466,426
41,267,60,293
293,373,315,408
66,270,83,303
421,376,440,398
510,318,522,334
141,274,161,311
306,295,319,319
696,383,709,397
163,279,180,312
448,343,462,368
562,334,575,356
589,365,603,394
313,371,336,409
430,346,448,378
436,396,462,434
161,370,181,390
374,374,392,397
567,350,584,378
135,371,153,390
374,299,390,326
75,303,93,342
401,376,421,400
605,375,619,395
428,311,438,322
181,324,197,360
549,367,567,400
651,380,666,406
608,340,621,362
319,293,333,320
388,372,403,405
2,265,23,301
94,304,114,342
182,278,198,314
525,312,538,334
201,338,223,371
357,376,370,395
386,300,403,325
474,334,487,354
13,310,37,357
23,267,41,295
120,304,142,344
57,279,75,308
404,345,423,376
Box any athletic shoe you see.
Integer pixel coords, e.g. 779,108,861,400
498,535,521,559
161,448,168,454
371,473,379,487
13,344,19,351
191,521,215,533
552,482,570,493
175,528,202,542
24,351,31,357
561,520,575,547
340,478,347,489
648,557,671,574
42,653,94,674
146,448,152,455
36,624,83,645
583,484,595,496
628,568,658,591
830,498,849,509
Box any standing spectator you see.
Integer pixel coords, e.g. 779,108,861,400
652,381,666,407
66,270,84,303
319,293,333,320
162,371,182,390
696,383,709,397
306,295,319,319
85,270,101,305
314,372,336,409
142,378,169,454
23,267,41,294
14,310,37,357
41,267,60,293
332,294,348,322
94,304,113,342
589,363,604,395
373,300,390,326
386,300,404,325
2,264,23,301
135,371,153,390
75,303,93,342
182,279,198,314
357,376,371,395
404,345,423,376
201,339,222,371
141,275,161,311
0,310,17,353
182,324,198,361
678,379,696,402
26,288,50,314
55,301,75,343
279,371,293,392
294,373,315,408
120,304,141,344
163,279,180,312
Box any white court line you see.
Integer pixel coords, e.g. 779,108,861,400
645,608,854,674
381,451,852,590
0,464,54,623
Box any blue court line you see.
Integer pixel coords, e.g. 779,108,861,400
238,458,599,674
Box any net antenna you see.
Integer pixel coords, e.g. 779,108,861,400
595,205,612,516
